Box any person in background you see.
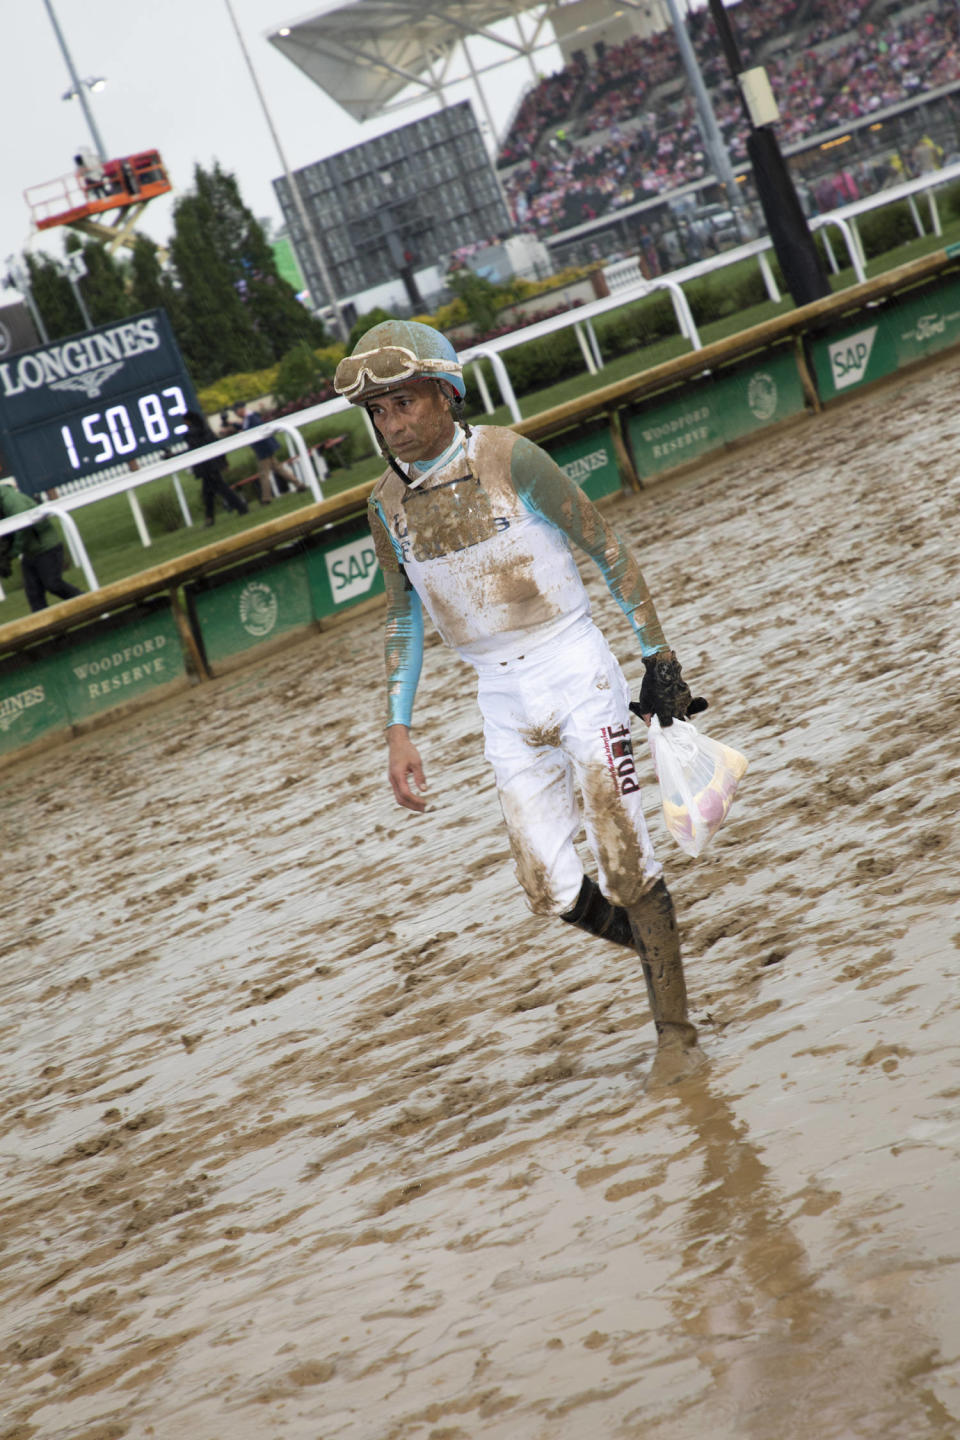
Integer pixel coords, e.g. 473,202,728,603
911,133,943,175
183,411,249,528
0,482,83,611
233,401,306,505
73,149,107,200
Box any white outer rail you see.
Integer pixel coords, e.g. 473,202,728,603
458,275,704,417
12,420,326,556
0,504,99,592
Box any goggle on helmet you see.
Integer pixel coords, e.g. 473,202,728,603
334,344,464,403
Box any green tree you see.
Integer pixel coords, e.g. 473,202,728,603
445,268,504,334
28,236,159,342
169,163,324,385
26,252,83,339
274,341,322,404
170,182,270,383
128,236,180,318
193,166,324,354
246,272,326,358
65,236,132,327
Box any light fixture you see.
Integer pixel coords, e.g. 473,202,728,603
277,26,291,36
62,75,106,101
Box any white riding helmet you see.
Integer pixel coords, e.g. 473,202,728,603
334,319,465,404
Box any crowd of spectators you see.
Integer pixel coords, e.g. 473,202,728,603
496,0,960,238
497,59,587,165
735,6,960,147
803,0,880,48
507,107,711,235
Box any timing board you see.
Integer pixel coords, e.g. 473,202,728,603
0,308,199,497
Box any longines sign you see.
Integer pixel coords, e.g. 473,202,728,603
0,316,162,406
0,308,198,497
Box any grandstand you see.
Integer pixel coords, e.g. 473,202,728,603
493,0,960,267
271,0,960,290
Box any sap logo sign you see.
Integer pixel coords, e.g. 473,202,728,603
828,326,878,390
324,536,379,604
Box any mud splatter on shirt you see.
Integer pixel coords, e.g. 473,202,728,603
367,428,666,727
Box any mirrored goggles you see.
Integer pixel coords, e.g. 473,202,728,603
334,345,462,400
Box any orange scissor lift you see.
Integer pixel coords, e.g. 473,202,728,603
25,150,172,253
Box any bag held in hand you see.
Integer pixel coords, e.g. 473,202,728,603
647,717,748,858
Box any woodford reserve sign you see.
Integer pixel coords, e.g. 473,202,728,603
0,606,185,756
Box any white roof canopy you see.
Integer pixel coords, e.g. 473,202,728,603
267,0,584,123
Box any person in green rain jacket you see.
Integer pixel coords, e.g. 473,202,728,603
0,483,83,612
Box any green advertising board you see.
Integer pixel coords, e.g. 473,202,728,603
627,349,806,478
543,423,622,501
59,608,184,724
0,650,69,757
271,236,305,293
187,519,387,669
811,276,960,400
188,548,314,669
305,516,385,618
0,605,184,757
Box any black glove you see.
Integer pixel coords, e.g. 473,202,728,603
629,649,708,728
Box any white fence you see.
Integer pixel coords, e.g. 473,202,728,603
462,161,960,419
4,161,957,599
0,503,99,602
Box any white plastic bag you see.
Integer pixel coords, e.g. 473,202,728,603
647,716,748,857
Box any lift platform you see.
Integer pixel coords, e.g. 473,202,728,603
25,150,172,253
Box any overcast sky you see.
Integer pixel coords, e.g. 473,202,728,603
2,0,558,279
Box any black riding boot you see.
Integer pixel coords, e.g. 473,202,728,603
561,876,634,948
626,878,704,1087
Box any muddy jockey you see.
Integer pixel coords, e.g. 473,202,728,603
335,320,710,1086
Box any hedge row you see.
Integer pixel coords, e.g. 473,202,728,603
460,261,770,408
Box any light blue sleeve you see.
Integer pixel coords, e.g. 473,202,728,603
510,435,668,657
369,497,424,728
383,572,424,728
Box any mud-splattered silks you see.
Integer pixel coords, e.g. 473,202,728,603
367,426,667,730
367,426,667,915
477,624,661,914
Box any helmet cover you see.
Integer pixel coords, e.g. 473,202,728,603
335,319,465,403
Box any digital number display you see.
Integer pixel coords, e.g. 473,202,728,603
0,309,199,498
58,386,189,469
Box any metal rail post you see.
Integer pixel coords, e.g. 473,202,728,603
460,347,522,422
0,504,99,592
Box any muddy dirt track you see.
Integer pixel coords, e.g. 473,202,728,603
2,356,959,1440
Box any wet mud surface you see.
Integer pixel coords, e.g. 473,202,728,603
3,358,960,1438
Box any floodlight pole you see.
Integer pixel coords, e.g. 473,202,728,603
222,0,347,340
62,252,93,330
661,0,745,222
42,0,108,162
706,0,831,304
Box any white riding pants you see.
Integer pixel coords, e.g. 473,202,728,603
475,620,661,916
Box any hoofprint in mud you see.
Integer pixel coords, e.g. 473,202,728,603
1,357,958,1438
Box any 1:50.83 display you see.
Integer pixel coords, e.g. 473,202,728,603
58,385,190,469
